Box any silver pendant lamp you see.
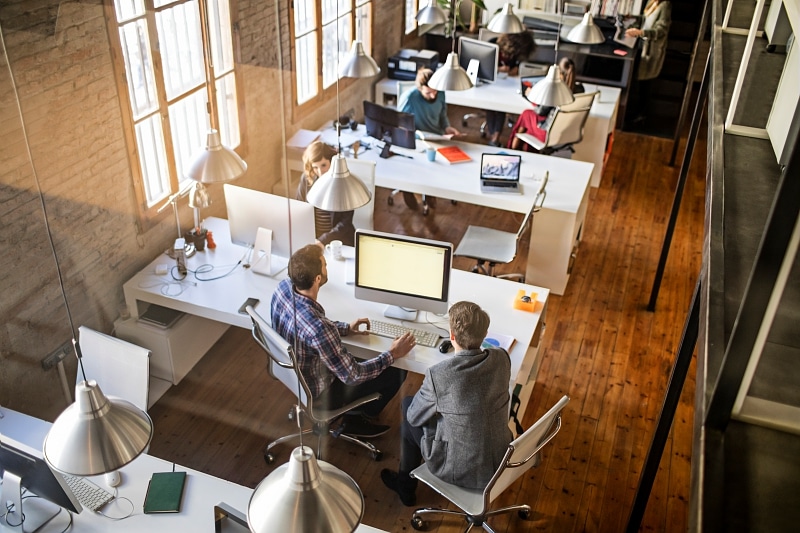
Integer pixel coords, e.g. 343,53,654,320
416,0,448,24
566,12,605,44
527,3,574,107
307,2,371,212
486,3,525,34
185,0,247,185
339,40,381,78
427,1,473,92
247,445,364,533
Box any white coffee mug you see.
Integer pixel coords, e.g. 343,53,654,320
326,239,343,260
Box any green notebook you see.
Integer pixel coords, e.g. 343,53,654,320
143,471,187,514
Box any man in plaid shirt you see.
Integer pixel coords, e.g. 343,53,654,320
271,244,415,437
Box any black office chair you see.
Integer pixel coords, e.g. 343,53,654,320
245,306,383,463
454,173,548,281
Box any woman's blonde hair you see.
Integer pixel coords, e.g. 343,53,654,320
302,141,337,181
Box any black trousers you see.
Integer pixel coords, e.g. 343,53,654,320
399,395,425,473
315,366,407,418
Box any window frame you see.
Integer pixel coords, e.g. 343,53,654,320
104,0,246,228
289,0,374,117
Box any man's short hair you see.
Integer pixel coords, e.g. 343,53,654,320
416,67,434,89
449,301,490,350
288,244,323,290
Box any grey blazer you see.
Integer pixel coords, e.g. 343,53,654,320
407,347,513,489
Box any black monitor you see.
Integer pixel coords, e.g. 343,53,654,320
354,229,452,321
0,434,82,531
458,37,499,84
363,100,416,158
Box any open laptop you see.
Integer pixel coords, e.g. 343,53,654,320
480,153,523,194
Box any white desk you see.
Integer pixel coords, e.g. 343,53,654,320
122,217,549,421
315,126,592,294
375,76,619,187
0,408,387,533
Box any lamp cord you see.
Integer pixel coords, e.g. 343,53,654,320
0,22,87,382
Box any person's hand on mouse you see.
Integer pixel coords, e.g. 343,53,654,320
349,318,371,335
389,331,415,358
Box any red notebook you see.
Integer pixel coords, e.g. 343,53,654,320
436,145,472,164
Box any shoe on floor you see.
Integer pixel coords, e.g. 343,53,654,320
341,414,390,438
488,139,501,147
381,469,417,507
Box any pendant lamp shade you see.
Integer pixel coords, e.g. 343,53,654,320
185,129,247,183
44,380,153,476
416,1,448,25
526,64,574,107
566,12,606,44
428,53,474,92
339,40,381,78
248,446,364,533
306,155,371,212
487,3,525,34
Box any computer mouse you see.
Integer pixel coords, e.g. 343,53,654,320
105,470,121,488
438,340,452,353
520,295,532,303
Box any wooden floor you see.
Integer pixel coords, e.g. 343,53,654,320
147,111,706,532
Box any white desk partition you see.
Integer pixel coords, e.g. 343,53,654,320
0,408,388,533
374,76,619,187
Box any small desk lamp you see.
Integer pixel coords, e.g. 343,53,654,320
157,181,197,259
526,2,575,107
307,0,371,212
487,3,525,34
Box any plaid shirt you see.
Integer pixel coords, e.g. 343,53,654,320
270,278,394,398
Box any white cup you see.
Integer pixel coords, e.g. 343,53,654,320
326,239,343,260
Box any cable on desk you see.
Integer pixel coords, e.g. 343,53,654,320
193,260,244,281
95,487,135,522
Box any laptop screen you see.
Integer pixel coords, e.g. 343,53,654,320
520,75,545,100
480,154,522,182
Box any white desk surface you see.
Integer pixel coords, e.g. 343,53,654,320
123,217,549,382
319,124,593,217
0,408,387,533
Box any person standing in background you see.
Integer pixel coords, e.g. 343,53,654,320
485,31,536,147
626,0,672,125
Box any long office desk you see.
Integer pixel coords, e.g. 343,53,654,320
374,75,619,187
316,125,592,295
0,408,387,533
121,217,549,422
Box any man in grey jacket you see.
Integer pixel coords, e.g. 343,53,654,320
381,301,513,506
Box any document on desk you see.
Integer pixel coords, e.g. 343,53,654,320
416,130,454,141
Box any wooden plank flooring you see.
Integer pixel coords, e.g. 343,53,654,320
147,111,705,532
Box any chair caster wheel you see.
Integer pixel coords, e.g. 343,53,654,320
411,516,427,530
422,206,429,216
451,200,457,205
264,452,275,464
371,451,383,461
387,196,394,206
518,508,531,519
461,120,468,127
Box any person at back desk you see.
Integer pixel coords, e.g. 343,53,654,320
397,68,462,211
508,57,584,150
271,244,415,437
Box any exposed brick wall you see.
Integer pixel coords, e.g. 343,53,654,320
0,0,414,420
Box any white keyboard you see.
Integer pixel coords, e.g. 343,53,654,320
369,320,440,348
61,473,114,511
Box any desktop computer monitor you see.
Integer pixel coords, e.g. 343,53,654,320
224,184,316,273
363,100,416,156
458,37,499,84
0,434,82,531
354,229,452,320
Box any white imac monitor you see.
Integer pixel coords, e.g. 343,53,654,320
0,434,82,531
354,229,452,320
224,184,316,275
458,36,499,84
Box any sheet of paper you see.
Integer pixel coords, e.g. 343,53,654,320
416,130,454,141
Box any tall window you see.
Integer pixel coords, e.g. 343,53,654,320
404,0,420,35
293,0,373,106
106,0,242,218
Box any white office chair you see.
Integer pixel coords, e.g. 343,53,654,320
520,91,597,155
245,306,383,463
409,395,570,532
347,158,376,231
454,173,548,281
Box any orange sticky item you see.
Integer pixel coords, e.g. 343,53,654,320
205,230,216,249
513,290,537,312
